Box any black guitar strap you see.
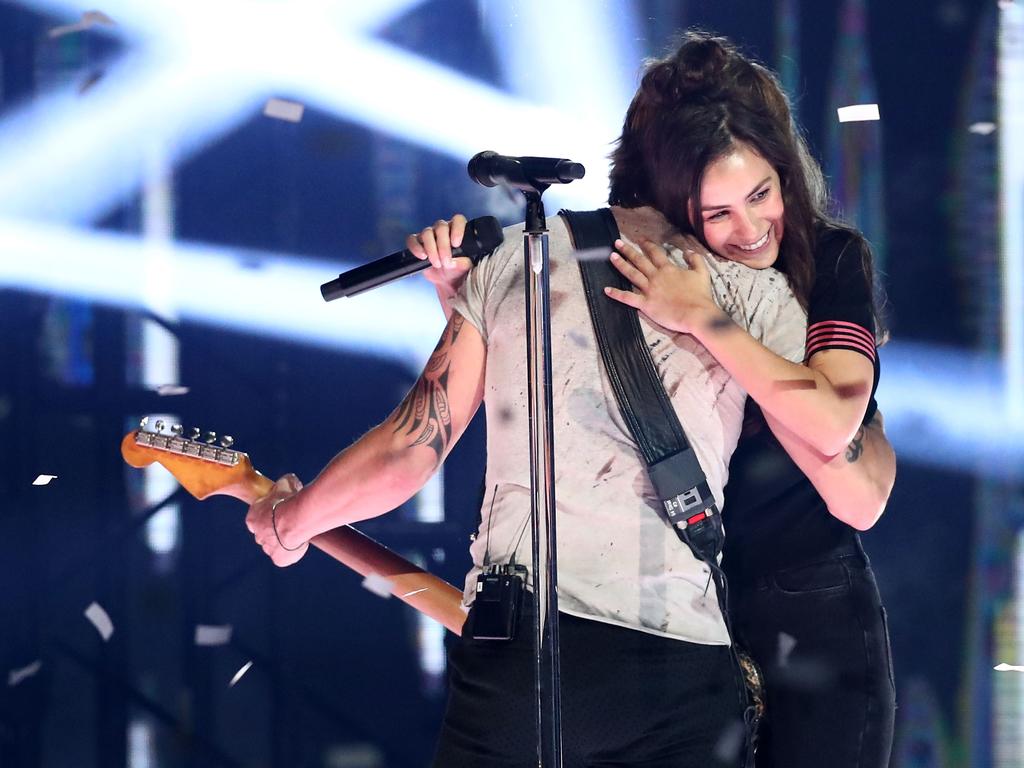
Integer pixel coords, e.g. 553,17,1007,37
560,207,724,562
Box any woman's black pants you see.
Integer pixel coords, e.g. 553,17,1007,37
731,546,896,768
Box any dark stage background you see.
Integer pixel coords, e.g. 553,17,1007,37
1,0,1022,766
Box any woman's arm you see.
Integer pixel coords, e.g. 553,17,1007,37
762,409,896,530
246,312,486,565
606,238,873,456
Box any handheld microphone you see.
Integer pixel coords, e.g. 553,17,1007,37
468,151,585,191
320,216,504,301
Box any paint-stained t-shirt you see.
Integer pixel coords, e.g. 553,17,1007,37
451,206,806,645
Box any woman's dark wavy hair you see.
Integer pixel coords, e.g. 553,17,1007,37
609,30,879,321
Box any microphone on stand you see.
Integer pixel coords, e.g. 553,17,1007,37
468,151,585,191
321,216,504,301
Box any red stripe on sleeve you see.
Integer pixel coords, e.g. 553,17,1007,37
805,320,876,362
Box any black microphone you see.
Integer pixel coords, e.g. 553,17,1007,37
320,216,504,301
467,151,585,190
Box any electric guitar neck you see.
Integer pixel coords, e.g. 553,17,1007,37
120,420,466,634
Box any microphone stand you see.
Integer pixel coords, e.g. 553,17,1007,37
522,189,561,768
469,153,583,768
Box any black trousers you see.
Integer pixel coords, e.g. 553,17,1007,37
431,604,744,768
731,546,896,768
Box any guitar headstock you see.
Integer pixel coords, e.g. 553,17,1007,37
121,417,266,501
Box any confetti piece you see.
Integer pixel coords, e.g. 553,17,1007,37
84,602,114,641
194,625,233,646
400,588,430,599
361,573,394,599
156,384,190,396
994,663,1024,672
777,632,797,667
568,246,613,262
837,104,880,123
229,660,253,687
82,10,115,25
712,719,747,764
48,10,115,38
969,122,997,135
263,98,305,123
33,474,57,486
8,661,42,687
78,70,105,95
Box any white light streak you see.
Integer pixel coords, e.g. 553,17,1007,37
0,220,443,367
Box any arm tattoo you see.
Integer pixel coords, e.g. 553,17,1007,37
392,315,465,465
845,426,865,463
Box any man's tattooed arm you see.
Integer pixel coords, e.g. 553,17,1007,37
392,315,465,466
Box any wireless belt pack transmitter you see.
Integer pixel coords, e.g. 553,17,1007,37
469,564,528,641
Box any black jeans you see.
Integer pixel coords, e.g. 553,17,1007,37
432,604,744,768
731,548,896,768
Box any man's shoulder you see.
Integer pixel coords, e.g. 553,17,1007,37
705,254,795,304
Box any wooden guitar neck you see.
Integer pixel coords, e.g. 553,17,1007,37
121,427,467,635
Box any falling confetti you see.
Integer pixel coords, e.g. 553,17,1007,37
48,9,115,38
568,246,613,262
33,474,57,486
361,573,394,599
84,602,114,641
263,98,305,123
968,122,997,135
82,10,115,25
194,625,233,646
400,588,430,599
994,663,1024,672
156,384,190,396
78,70,105,95
837,104,880,123
712,719,747,764
229,660,253,687
777,632,798,667
8,661,42,687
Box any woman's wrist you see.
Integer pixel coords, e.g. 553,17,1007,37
682,301,729,338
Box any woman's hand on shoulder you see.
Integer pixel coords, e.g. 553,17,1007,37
406,214,474,292
604,237,723,334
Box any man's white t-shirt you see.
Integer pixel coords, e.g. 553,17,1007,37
451,206,805,645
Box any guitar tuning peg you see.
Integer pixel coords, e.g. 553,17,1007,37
171,424,183,437
189,427,201,441
204,431,217,444
139,416,149,429
154,420,165,433
219,435,234,448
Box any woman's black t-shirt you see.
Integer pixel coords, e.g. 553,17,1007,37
721,224,880,584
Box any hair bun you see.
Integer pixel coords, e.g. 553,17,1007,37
641,32,738,105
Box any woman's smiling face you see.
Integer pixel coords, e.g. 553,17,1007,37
696,142,785,269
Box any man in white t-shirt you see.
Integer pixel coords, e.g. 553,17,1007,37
245,204,804,767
